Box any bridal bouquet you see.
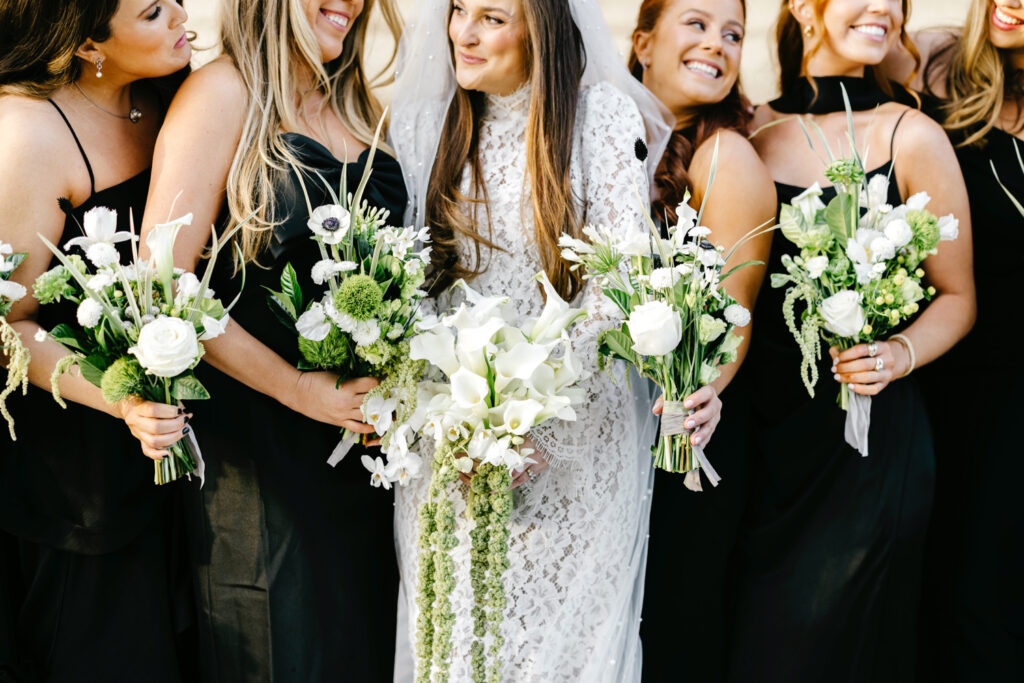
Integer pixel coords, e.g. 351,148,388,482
771,145,957,455
1,241,29,439
267,121,430,466
559,187,760,491
34,207,236,483
407,275,587,683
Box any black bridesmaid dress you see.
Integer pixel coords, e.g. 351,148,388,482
725,78,935,683
914,125,1024,682
0,101,190,682
184,134,406,682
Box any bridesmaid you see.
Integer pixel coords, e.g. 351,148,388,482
628,1,775,681
0,1,194,680
139,0,403,680
729,1,975,681
883,2,1024,679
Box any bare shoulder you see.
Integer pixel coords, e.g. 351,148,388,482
170,57,247,118
690,129,769,187
892,106,950,152
0,96,76,192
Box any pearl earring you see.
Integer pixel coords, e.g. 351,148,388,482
803,25,813,37
95,58,103,78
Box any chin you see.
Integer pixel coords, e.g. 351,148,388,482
989,29,1024,50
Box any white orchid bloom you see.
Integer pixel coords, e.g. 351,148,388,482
295,302,332,341
360,455,392,489
307,204,351,245
385,451,422,486
363,395,398,435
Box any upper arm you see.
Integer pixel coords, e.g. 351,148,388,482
143,59,248,269
689,130,776,311
0,107,75,324
895,111,974,300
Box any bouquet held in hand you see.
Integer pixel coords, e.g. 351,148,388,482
1,241,29,439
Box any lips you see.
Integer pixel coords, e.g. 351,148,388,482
993,6,1024,30
459,52,485,65
320,8,350,32
174,33,188,49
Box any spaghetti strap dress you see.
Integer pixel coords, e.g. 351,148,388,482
725,77,935,683
183,134,406,683
0,99,190,683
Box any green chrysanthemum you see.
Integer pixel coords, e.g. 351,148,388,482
33,265,77,304
334,274,383,321
100,357,146,405
298,325,350,369
824,159,865,188
907,209,940,253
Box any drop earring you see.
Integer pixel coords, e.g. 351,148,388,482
803,25,813,38
95,58,103,78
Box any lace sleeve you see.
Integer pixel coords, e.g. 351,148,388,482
531,84,651,468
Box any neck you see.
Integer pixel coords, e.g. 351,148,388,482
804,48,867,79
1010,48,1024,75
73,73,134,113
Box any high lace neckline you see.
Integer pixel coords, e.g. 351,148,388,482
483,83,530,122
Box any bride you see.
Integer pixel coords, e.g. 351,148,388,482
389,0,693,680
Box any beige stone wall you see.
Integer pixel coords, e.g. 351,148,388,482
187,0,971,104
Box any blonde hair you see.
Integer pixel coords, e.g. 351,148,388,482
220,0,402,266
941,0,1018,147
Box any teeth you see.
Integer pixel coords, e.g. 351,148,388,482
854,25,886,37
996,7,1024,25
322,10,349,29
685,61,720,78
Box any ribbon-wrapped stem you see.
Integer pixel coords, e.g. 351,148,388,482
656,400,721,491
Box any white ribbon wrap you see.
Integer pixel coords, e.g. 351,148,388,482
327,429,359,467
845,392,872,457
185,428,206,487
661,401,722,492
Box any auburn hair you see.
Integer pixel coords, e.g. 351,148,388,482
426,0,586,301
776,0,921,104
628,0,752,227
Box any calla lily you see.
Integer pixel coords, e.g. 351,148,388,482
450,367,489,408
499,399,544,436
495,342,549,382
147,213,193,304
410,325,459,376
529,272,588,344
456,316,505,353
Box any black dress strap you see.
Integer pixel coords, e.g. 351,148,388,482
890,110,911,163
46,99,96,196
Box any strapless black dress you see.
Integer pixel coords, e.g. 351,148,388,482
183,134,407,682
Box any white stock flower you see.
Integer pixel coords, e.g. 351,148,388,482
76,297,103,328
868,235,896,263
649,267,678,290
820,290,867,338
883,219,914,249
724,303,751,327
805,256,829,279
352,319,381,346
307,205,351,245
791,183,826,225
938,214,959,241
199,314,230,341
360,455,391,489
129,316,200,377
628,301,682,357
296,303,332,341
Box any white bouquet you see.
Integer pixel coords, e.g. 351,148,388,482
1,240,29,439
403,274,587,683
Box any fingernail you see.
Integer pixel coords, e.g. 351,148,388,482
686,421,695,429
834,373,840,381
693,435,701,445
684,400,693,408
182,426,190,435
178,407,185,414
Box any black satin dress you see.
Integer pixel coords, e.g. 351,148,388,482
0,102,189,682
725,78,935,683
184,134,405,682
914,125,1024,682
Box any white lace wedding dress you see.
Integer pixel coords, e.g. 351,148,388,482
394,82,658,683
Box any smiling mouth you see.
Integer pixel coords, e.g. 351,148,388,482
994,6,1024,27
321,9,350,31
684,60,722,79
459,52,485,65
852,24,888,40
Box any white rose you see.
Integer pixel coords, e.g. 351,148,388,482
937,214,959,241
129,316,200,377
724,303,751,327
883,219,914,249
76,297,103,328
0,279,27,302
805,255,829,279
820,290,867,338
628,300,682,356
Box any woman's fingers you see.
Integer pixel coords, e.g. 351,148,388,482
140,444,171,461
692,411,721,446
340,419,377,434
849,381,887,396
131,401,184,419
684,386,716,409
509,471,530,490
836,370,891,386
344,376,380,394
652,395,664,415
127,414,187,436
836,343,871,362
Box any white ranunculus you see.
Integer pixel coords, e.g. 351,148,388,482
868,235,896,262
805,255,829,279
791,182,826,225
199,313,230,341
450,367,489,408
724,303,751,327
85,241,120,268
628,300,682,357
820,290,867,338
129,316,200,377
883,218,914,249
295,303,332,341
937,214,959,241
76,297,102,327
174,272,202,305
698,313,727,344
617,231,652,257
649,267,678,290
307,204,351,245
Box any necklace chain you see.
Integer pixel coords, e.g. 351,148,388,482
73,82,143,124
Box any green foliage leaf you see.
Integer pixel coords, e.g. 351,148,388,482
599,328,637,366
265,291,298,333
280,262,303,313
170,373,211,401
48,323,86,352
720,259,763,283
602,287,632,316
824,193,853,241
78,353,110,388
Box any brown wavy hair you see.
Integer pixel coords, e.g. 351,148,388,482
628,0,752,227
776,0,921,103
426,0,586,300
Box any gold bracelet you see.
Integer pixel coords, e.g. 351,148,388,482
889,334,915,378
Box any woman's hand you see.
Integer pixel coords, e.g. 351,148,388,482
653,386,722,448
287,371,378,432
831,341,909,396
118,397,189,461
509,437,549,490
